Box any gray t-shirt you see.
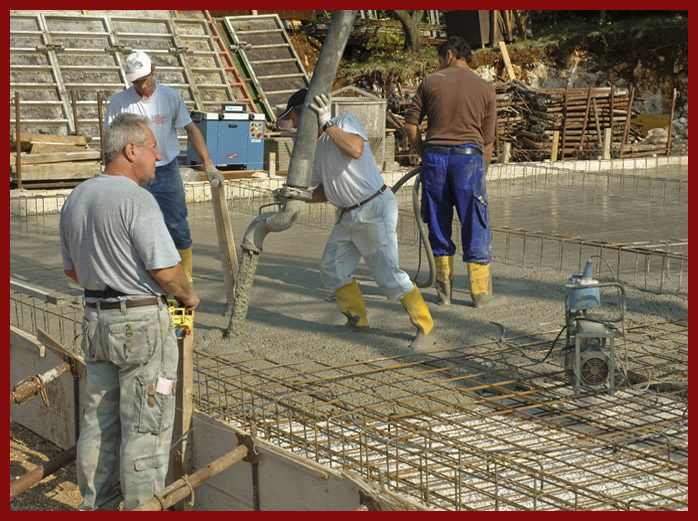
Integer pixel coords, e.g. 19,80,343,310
60,174,180,298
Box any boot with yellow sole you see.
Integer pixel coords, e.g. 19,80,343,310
401,284,437,351
177,247,193,285
434,255,453,306
334,279,369,330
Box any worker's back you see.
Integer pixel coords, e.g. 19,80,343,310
59,174,178,296
405,66,496,149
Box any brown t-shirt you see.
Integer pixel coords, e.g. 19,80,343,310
405,66,496,149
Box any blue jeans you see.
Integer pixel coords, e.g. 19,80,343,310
76,301,178,511
420,147,492,264
142,159,191,250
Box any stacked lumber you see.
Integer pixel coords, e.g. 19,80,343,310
10,133,102,188
387,80,658,163
494,81,645,161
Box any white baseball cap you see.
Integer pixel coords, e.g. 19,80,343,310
125,51,152,83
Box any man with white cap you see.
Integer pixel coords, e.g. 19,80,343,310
105,51,223,285
277,88,437,351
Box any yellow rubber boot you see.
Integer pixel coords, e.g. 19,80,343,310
434,255,454,306
467,262,493,308
177,247,193,285
400,284,436,351
334,279,369,329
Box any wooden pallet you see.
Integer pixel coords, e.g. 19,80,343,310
10,132,101,186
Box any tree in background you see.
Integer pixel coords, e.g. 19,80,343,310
392,10,424,52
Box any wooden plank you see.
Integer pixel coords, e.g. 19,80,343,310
171,331,195,485
10,150,101,166
497,40,516,81
196,170,288,181
29,143,89,154
11,161,101,181
603,127,613,159
550,130,560,162
11,133,88,147
9,279,66,305
210,181,239,312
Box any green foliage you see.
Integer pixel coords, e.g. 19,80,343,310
364,32,403,54
339,45,438,81
510,11,687,50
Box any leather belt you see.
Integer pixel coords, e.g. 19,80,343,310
345,184,387,211
337,184,387,224
85,296,167,310
425,145,482,156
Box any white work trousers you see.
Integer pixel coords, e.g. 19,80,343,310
320,189,413,301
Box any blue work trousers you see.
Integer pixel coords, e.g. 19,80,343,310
420,148,492,264
142,159,192,250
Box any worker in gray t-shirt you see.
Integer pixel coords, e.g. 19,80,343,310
60,113,199,510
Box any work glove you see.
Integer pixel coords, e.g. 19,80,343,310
309,93,332,128
205,164,224,185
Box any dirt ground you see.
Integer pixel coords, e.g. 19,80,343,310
10,423,82,511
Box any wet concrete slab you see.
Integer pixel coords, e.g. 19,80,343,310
10,162,688,365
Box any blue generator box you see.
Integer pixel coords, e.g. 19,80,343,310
186,105,265,170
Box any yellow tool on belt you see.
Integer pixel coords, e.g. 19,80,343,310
168,298,194,338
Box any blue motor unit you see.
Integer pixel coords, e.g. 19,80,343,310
186,104,266,170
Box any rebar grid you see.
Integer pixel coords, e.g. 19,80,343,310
487,160,689,205
193,320,687,511
10,291,83,353
219,172,687,294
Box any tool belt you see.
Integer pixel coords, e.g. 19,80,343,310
336,184,387,224
425,145,482,156
84,296,167,310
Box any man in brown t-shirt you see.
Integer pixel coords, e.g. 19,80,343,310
405,35,498,308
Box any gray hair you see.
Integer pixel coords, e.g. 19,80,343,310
104,113,151,162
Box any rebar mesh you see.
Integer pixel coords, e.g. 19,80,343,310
10,156,688,510
10,291,84,354
216,159,688,295
193,319,687,510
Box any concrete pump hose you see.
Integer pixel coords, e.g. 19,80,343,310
226,10,358,338
391,166,435,288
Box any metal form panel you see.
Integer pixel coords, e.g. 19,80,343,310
224,14,310,122
10,12,255,153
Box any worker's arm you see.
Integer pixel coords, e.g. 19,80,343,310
184,122,225,183
309,93,364,159
482,142,494,171
183,122,213,167
324,126,365,160
404,123,424,157
64,269,79,283
150,264,200,311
